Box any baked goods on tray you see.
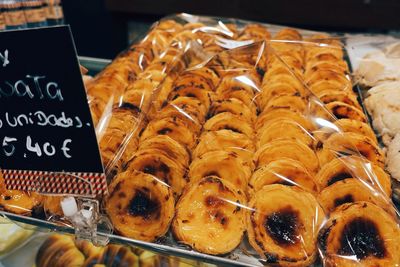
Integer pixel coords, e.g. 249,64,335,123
356,42,400,199
1,14,399,266
319,202,400,267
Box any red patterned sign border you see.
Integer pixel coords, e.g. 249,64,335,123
1,169,108,196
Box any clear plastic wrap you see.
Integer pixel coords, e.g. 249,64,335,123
349,34,400,207
1,13,400,267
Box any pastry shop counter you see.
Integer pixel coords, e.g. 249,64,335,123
0,221,215,267
1,13,400,267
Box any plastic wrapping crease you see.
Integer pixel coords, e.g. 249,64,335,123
0,13,399,267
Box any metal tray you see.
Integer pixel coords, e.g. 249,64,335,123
1,23,396,267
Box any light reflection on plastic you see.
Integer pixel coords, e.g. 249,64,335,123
273,172,299,187
171,104,196,123
234,75,260,92
219,198,255,211
218,21,234,38
314,117,340,131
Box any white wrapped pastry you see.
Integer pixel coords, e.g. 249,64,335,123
356,42,400,87
364,81,400,145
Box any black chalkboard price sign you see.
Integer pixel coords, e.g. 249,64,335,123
0,26,107,196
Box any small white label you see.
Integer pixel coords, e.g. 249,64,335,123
61,197,78,217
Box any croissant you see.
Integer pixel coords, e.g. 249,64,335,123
318,202,400,267
172,176,246,255
84,244,139,267
247,185,324,266
35,234,85,267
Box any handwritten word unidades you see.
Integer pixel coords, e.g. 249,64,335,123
0,111,89,129
0,75,63,101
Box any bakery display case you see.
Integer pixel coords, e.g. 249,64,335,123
1,12,400,267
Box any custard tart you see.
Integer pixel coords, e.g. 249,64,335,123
168,83,213,111
173,67,220,93
257,119,314,148
317,178,395,215
256,109,315,132
140,116,197,150
320,101,367,122
215,74,258,110
334,119,377,144
43,196,63,217
308,79,353,95
137,135,190,168
238,24,271,41
258,83,304,109
203,112,255,139
274,28,302,40
305,61,349,77
318,202,400,267
0,190,43,216
192,129,255,167
189,150,251,192
127,148,187,197
172,176,246,255
254,139,319,174
158,96,208,124
316,132,385,168
315,156,391,196
249,158,318,195
105,170,174,242
209,98,257,123
247,185,324,266
316,89,361,110
263,95,307,114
